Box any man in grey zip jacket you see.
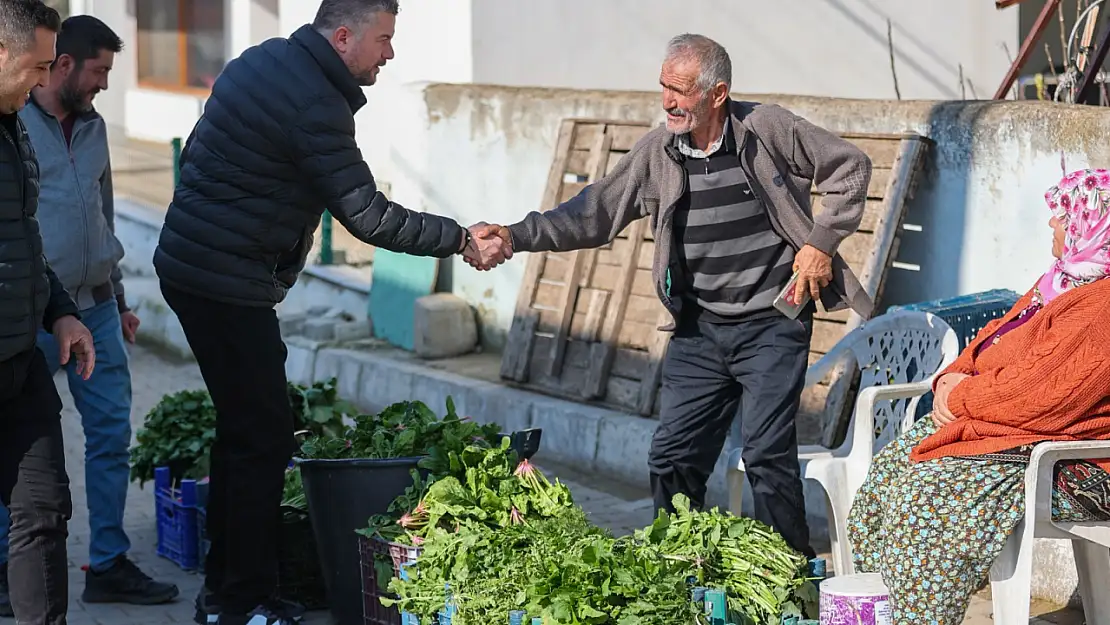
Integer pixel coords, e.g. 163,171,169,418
0,15,179,613
477,35,873,558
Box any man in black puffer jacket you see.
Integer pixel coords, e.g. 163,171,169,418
152,1,510,624
0,2,96,623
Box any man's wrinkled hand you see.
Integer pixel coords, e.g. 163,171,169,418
463,222,514,270
793,244,833,303
931,372,970,428
121,310,141,344
53,315,96,380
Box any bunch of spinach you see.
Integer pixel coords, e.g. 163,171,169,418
288,378,358,440
130,389,217,485
393,439,574,538
297,397,502,463
131,378,356,486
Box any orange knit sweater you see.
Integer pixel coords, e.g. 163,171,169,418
910,278,1110,468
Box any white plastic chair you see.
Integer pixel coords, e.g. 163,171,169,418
726,310,959,577
990,440,1110,625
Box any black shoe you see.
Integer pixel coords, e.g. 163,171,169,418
215,602,301,625
196,588,305,625
0,562,12,617
194,586,218,625
81,555,180,605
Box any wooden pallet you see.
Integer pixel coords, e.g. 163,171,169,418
500,119,931,446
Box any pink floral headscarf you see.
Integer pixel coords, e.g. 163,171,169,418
1038,168,1110,304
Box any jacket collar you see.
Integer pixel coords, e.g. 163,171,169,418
25,92,101,125
291,24,367,113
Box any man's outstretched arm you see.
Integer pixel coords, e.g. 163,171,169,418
505,134,655,254
293,95,467,258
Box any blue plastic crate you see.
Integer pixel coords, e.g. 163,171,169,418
154,466,203,571
888,289,1021,419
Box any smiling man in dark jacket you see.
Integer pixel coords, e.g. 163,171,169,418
0,1,97,623
152,1,507,624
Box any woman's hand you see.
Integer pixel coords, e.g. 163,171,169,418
931,372,971,427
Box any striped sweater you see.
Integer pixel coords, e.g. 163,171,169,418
672,120,795,321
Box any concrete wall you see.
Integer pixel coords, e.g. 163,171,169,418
404,85,1109,348
471,0,1016,101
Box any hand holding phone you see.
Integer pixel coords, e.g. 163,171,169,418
772,271,811,320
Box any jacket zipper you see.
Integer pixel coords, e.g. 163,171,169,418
55,116,91,291
0,123,38,338
657,157,686,311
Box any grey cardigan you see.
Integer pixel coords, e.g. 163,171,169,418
507,100,875,328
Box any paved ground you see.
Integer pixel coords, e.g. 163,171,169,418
0,343,1082,624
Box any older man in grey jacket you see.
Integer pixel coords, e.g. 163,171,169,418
0,15,178,614
477,34,872,558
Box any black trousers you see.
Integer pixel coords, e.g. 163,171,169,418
162,284,295,615
0,347,72,625
648,312,815,558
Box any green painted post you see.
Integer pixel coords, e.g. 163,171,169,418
320,210,333,265
171,137,182,187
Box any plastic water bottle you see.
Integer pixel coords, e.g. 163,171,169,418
508,610,526,625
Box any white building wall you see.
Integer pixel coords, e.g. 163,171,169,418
471,0,1018,101
87,1,1023,144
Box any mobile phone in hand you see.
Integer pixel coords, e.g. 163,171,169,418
772,271,811,320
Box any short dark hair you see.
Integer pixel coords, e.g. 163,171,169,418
54,15,123,69
0,0,61,53
312,0,399,33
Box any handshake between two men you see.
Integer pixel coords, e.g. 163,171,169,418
460,222,515,270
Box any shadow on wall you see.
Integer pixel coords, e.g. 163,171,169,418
880,101,981,310
812,0,960,99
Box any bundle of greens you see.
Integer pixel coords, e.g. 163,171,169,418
130,389,217,484
358,439,570,543
297,397,502,465
630,496,816,622
383,493,817,625
130,379,355,485
399,439,573,537
288,378,358,440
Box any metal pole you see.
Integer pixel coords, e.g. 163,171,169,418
320,210,333,265
1077,21,1110,103
171,137,182,187
994,0,1062,99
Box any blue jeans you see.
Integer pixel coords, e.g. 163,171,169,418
0,299,133,572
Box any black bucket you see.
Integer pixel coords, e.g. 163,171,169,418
296,457,425,625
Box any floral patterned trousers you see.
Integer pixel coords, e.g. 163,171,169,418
848,418,1110,624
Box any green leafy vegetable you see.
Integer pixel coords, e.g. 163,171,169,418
297,397,502,463
382,483,818,625
129,389,216,485
130,378,355,485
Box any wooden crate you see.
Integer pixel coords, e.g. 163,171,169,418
500,119,930,446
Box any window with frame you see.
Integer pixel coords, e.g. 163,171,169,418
136,0,227,92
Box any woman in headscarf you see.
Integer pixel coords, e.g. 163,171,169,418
847,168,1110,624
